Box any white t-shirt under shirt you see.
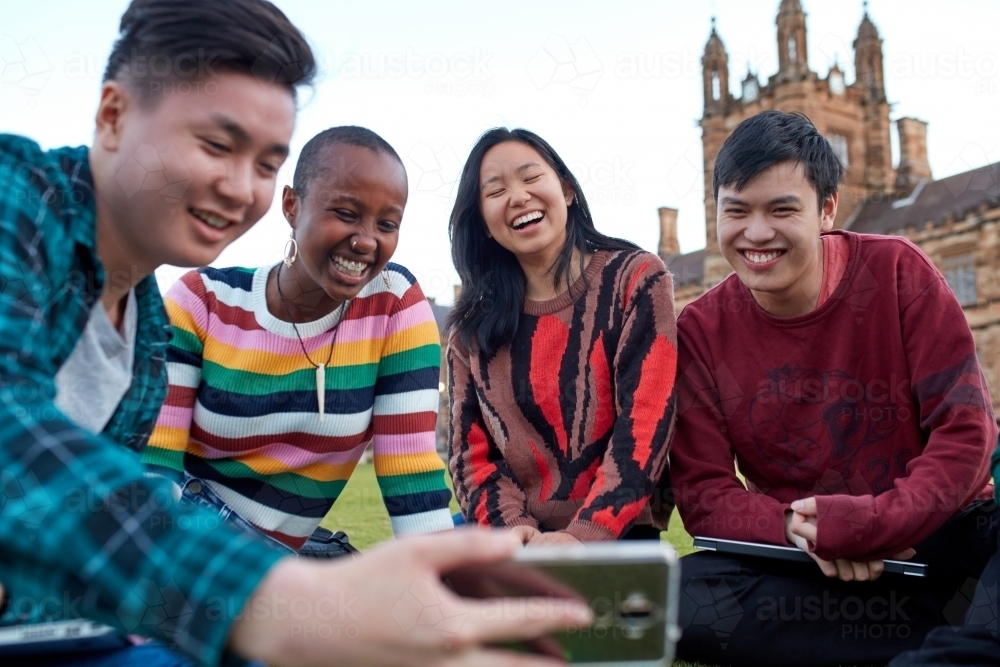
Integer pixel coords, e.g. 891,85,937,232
54,290,138,434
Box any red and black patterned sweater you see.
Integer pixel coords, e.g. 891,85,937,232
448,249,678,541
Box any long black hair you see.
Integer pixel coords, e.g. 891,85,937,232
448,128,638,357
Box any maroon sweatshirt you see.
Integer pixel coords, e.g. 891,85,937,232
671,231,995,561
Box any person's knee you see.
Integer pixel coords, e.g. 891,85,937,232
677,552,754,661
888,624,1000,667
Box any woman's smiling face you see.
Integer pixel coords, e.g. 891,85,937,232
284,143,408,305
478,141,574,261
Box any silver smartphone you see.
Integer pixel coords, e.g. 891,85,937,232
445,541,681,666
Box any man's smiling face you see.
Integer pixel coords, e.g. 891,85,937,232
96,72,296,272
716,160,837,317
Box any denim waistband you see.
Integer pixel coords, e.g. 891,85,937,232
179,474,295,555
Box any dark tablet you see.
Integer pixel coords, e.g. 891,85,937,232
693,537,928,577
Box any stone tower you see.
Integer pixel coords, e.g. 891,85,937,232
661,2,1000,416
696,1,895,287
776,0,809,83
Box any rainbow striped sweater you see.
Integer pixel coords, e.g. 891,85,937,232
143,262,454,549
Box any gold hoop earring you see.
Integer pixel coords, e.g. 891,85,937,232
283,235,299,268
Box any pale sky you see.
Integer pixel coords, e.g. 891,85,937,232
2,0,998,303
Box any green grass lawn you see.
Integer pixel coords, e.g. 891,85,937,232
320,462,706,667
321,462,696,555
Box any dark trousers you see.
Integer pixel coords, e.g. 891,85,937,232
675,501,1000,667
889,527,1000,666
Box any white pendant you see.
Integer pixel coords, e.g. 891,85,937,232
316,363,326,420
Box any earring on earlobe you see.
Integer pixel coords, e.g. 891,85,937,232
382,269,392,289
283,233,298,268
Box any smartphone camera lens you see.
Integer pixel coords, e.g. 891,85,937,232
618,592,657,640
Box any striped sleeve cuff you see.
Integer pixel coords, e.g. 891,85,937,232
390,507,455,535
565,519,617,542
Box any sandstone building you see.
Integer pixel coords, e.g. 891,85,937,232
662,1,1000,408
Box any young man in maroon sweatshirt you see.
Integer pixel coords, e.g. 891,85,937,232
670,110,999,667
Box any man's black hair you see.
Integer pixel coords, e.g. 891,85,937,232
713,110,845,208
292,126,405,197
103,0,316,99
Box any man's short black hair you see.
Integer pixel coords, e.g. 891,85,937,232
103,0,315,100
713,110,845,208
292,126,405,197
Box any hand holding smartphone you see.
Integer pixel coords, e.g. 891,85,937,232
445,542,681,666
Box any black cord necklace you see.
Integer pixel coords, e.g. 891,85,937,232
275,262,348,420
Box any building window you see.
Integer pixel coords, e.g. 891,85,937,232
944,253,977,306
788,36,797,61
828,133,849,168
828,70,845,95
712,71,721,100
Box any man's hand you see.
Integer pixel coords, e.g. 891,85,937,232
786,498,915,582
229,528,592,667
526,531,582,547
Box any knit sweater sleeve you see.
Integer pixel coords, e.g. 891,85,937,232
813,245,996,560
142,271,207,482
447,336,538,529
670,313,792,546
371,276,453,535
565,254,678,541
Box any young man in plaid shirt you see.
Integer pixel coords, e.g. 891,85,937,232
0,1,590,665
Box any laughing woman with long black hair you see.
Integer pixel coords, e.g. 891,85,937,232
447,128,678,545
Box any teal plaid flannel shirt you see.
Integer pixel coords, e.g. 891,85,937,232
0,135,285,665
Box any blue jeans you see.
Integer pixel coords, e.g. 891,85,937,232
30,643,193,667
30,642,267,667
178,475,294,554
